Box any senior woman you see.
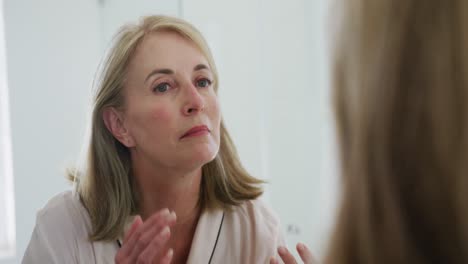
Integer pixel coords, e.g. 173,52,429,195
23,15,285,264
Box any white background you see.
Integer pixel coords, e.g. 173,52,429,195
0,0,338,263
0,0,14,258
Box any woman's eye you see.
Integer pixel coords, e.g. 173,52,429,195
153,83,170,93
196,78,212,88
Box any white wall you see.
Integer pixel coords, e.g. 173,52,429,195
261,0,337,258
0,0,15,257
1,1,101,263
98,0,179,52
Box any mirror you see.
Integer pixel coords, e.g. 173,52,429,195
1,0,337,262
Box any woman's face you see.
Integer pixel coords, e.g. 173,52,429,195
119,31,221,172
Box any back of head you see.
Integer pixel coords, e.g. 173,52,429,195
328,0,468,263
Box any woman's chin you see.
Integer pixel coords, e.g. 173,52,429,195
184,146,219,167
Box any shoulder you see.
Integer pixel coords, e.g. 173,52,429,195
212,198,285,262
224,198,284,241
23,190,94,263
35,190,90,231
230,198,281,228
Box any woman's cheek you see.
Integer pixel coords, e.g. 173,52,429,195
210,96,221,122
149,106,173,122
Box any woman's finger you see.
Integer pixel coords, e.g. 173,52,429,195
124,215,143,243
135,226,172,262
126,224,162,262
296,243,315,264
137,209,176,235
116,209,176,262
160,248,174,264
115,216,143,263
269,256,279,264
278,246,298,264
124,209,174,248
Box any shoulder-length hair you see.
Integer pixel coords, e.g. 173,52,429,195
327,0,468,263
71,15,263,241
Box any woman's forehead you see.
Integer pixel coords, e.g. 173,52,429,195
128,31,211,74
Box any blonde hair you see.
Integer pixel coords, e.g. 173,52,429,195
72,15,263,241
327,0,468,263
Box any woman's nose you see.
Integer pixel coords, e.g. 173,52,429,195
182,84,205,116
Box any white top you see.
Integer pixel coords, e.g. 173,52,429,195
22,191,286,263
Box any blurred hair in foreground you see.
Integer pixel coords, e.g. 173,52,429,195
327,0,468,263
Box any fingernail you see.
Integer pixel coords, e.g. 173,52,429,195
134,215,142,222
170,211,177,220
297,243,305,251
132,215,142,226
278,246,287,255
161,226,170,238
269,256,278,264
167,248,174,258
161,208,170,216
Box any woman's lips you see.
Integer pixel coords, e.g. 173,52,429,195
181,125,210,139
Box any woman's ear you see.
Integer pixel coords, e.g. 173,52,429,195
102,107,136,147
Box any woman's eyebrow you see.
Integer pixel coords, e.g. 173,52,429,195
194,64,210,72
144,64,211,83
144,68,174,83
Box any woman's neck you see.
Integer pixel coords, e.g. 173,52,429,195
133,165,203,263
134,167,202,222
129,146,204,216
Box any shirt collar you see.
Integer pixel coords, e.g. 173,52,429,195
186,207,225,264
116,208,225,264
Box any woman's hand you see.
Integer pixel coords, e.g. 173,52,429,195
270,243,315,264
115,209,177,264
